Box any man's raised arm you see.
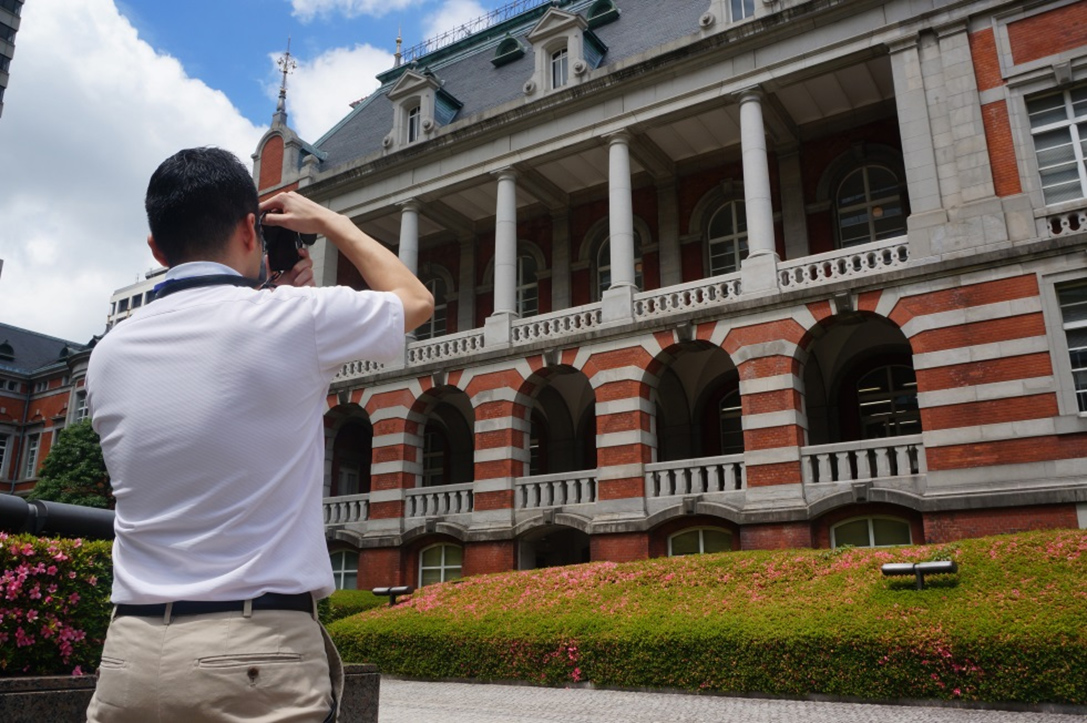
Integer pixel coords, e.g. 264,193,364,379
259,191,434,332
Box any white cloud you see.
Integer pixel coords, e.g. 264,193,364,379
0,0,264,343
422,0,489,46
279,44,394,141
291,0,420,22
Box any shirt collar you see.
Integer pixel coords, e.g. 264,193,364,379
165,261,241,282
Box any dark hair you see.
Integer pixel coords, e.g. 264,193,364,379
144,147,259,266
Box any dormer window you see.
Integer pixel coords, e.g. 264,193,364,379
384,69,462,152
0,342,12,362
525,8,607,97
407,105,422,143
550,47,569,89
731,0,754,21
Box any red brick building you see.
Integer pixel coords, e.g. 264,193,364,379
253,0,1087,591
0,322,94,494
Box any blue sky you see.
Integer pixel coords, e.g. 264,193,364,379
0,0,508,342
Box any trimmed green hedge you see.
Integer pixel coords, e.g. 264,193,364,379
319,589,388,625
329,530,1087,705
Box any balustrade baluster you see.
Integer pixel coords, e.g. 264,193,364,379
816,454,832,484
834,451,853,482
708,464,722,492
874,446,892,477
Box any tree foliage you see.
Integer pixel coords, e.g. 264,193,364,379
27,420,113,509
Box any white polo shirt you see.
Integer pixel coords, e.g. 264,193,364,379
87,262,404,604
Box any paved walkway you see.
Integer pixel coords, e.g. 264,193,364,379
378,679,1084,723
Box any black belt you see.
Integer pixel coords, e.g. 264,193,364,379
115,592,314,618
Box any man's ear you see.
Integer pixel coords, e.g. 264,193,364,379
147,235,170,267
240,213,260,253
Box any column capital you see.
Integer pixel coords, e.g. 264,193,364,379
399,198,421,213
491,166,519,182
886,33,921,54
604,129,632,147
734,85,765,105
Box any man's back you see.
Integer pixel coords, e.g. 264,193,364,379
88,273,403,604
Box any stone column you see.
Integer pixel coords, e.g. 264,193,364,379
738,89,780,295
458,234,476,332
398,200,420,275
602,132,636,322
486,168,518,346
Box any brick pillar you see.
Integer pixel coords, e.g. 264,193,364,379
463,540,517,577
725,319,807,506
357,547,404,590
366,388,419,535
590,532,649,563
585,346,653,516
468,369,529,528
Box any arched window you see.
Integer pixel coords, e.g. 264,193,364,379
719,389,744,455
707,200,748,276
419,543,463,586
329,551,358,590
831,517,911,548
857,364,920,439
668,527,733,556
595,232,643,300
407,105,421,143
517,252,539,317
550,47,569,89
416,275,448,341
836,165,906,247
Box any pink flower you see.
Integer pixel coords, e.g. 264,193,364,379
26,610,38,623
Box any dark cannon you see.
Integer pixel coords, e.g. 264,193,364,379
0,494,114,540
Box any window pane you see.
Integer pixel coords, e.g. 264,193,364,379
1028,92,1069,128
342,572,357,590
702,529,732,553
421,568,443,586
444,545,463,565
833,519,871,547
421,546,443,567
670,530,701,556
872,518,911,546
444,567,463,583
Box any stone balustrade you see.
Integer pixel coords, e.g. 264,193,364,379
323,493,370,525
408,329,485,365
511,304,603,343
333,359,385,383
404,483,475,517
800,435,925,485
634,275,742,320
645,454,746,497
778,236,909,290
515,471,597,508
1045,206,1087,238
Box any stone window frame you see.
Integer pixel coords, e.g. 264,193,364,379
0,432,8,481
383,69,460,151
829,516,912,548
22,432,39,479
994,1,1087,217
667,526,733,556
1039,264,1087,420
418,543,463,587
579,216,652,302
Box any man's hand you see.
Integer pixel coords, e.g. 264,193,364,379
272,247,315,288
259,190,434,332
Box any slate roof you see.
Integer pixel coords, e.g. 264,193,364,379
312,0,708,170
0,322,90,376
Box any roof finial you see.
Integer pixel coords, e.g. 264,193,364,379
394,25,403,68
275,37,297,117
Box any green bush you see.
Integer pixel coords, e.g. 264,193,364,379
319,589,388,625
329,529,1087,705
0,533,113,676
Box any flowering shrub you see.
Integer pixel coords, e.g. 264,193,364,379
0,533,112,676
330,529,1087,705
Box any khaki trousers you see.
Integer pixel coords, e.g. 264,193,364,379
86,606,344,723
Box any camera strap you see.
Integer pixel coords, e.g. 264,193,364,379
151,274,258,301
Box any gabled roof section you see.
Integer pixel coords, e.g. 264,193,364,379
527,7,587,43
311,0,708,170
387,68,444,102
0,322,89,375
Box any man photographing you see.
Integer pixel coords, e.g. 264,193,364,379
85,147,433,722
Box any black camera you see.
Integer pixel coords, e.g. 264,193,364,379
259,212,317,272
